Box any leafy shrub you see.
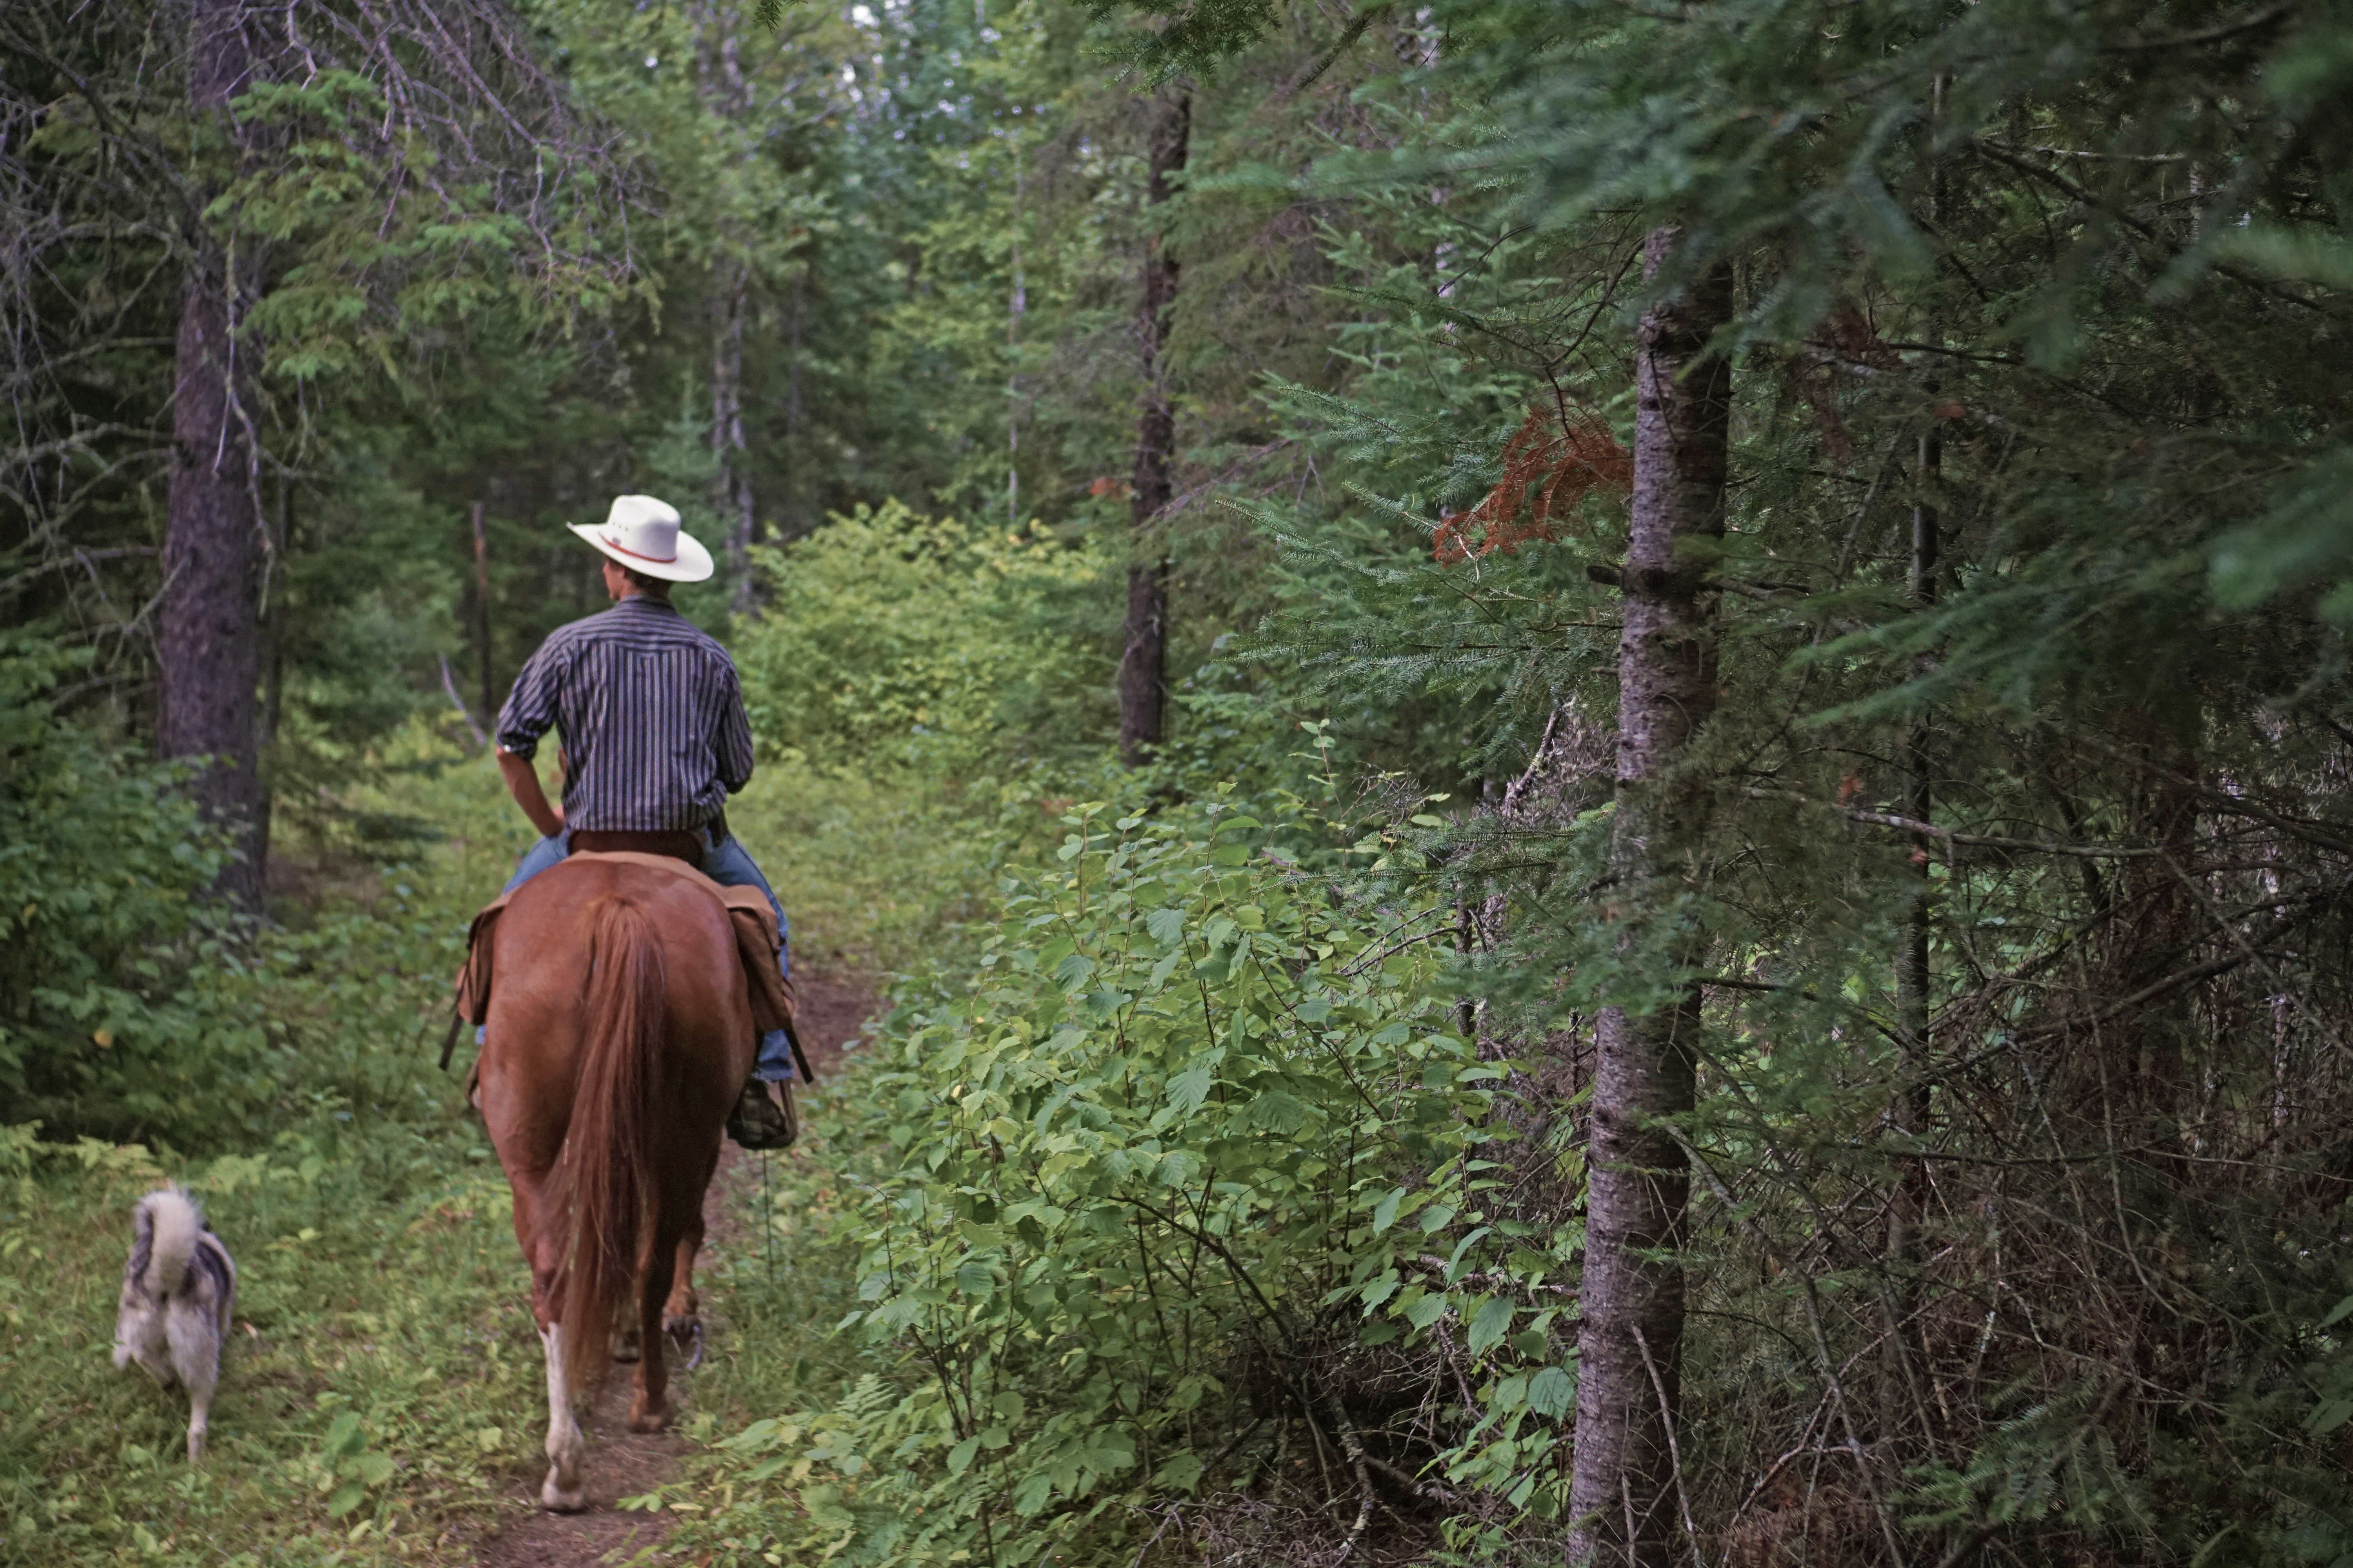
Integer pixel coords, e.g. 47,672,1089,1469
680,795,1584,1565
0,633,243,1140
0,646,497,1147
733,501,1116,781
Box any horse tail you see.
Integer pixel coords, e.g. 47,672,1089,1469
551,894,664,1394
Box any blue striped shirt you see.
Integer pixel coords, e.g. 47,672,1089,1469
495,596,755,832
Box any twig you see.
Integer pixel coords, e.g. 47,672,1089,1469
437,653,489,749
1746,787,2162,859
1632,1325,1705,1568
1326,1396,1376,1562
1277,3,1389,101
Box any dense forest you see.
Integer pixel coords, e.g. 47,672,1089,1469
7,0,2353,1564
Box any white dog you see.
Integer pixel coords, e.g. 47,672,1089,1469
112,1186,238,1461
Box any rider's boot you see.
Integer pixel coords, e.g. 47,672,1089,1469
726,1077,795,1150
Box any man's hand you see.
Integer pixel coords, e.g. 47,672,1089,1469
497,747,567,840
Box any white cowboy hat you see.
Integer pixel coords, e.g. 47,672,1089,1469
567,494,715,583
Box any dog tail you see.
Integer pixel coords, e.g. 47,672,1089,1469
551,894,664,1395
135,1186,202,1299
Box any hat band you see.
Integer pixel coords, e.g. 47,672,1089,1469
599,529,678,565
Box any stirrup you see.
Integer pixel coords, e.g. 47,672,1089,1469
727,1079,796,1151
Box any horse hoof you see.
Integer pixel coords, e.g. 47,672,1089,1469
627,1397,673,1434
613,1326,642,1365
665,1317,704,1369
540,1474,587,1513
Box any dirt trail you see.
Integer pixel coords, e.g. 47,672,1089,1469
474,974,876,1568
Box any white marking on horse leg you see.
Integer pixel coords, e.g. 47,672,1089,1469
538,1323,587,1512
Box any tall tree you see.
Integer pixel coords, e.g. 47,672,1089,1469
158,0,268,902
1117,87,1187,765
695,0,761,615
1567,233,1733,1568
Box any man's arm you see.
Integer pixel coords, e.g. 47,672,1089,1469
716,661,755,794
498,748,566,839
495,637,567,838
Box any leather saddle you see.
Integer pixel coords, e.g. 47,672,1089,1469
446,850,809,1086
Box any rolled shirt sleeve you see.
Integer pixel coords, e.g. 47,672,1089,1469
715,663,755,794
495,641,565,760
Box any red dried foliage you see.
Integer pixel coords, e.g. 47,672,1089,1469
1434,406,1632,564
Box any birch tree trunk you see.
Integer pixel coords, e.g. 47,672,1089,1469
1566,230,1733,1568
1117,89,1188,766
158,0,266,905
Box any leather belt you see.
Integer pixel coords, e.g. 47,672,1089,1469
569,829,707,865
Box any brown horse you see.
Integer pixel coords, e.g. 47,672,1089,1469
476,853,753,1512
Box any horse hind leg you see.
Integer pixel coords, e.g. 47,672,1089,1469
629,1237,679,1435
537,1322,589,1512
663,1212,707,1367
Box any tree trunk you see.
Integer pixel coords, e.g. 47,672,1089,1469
1117,89,1188,767
1882,417,1940,1444
784,262,808,540
1566,231,1733,1568
695,1,759,614
712,254,756,614
159,0,265,906
471,498,495,721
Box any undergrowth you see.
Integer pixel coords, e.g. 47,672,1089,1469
664,790,1576,1568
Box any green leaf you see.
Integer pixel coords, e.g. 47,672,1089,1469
1467,1295,1515,1356
323,1412,365,1458
325,1483,367,1519
1167,1066,1215,1114
1527,1366,1575,1419
947,1435,982,1474
1013,1471,1056,1515
1153,1449,1205,1491
1370,1185,1407,1232
1248,1090,1307,1133
1405,1292,1450,1330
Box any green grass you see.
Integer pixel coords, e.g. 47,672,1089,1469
2,1122,547,1564
0,1092,876,1566
0,728,956,1566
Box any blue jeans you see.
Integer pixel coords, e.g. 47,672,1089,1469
498,828,797,1081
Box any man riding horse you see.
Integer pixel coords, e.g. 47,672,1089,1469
490,493,795,1150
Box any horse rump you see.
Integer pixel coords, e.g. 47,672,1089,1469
547,894,665,1393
